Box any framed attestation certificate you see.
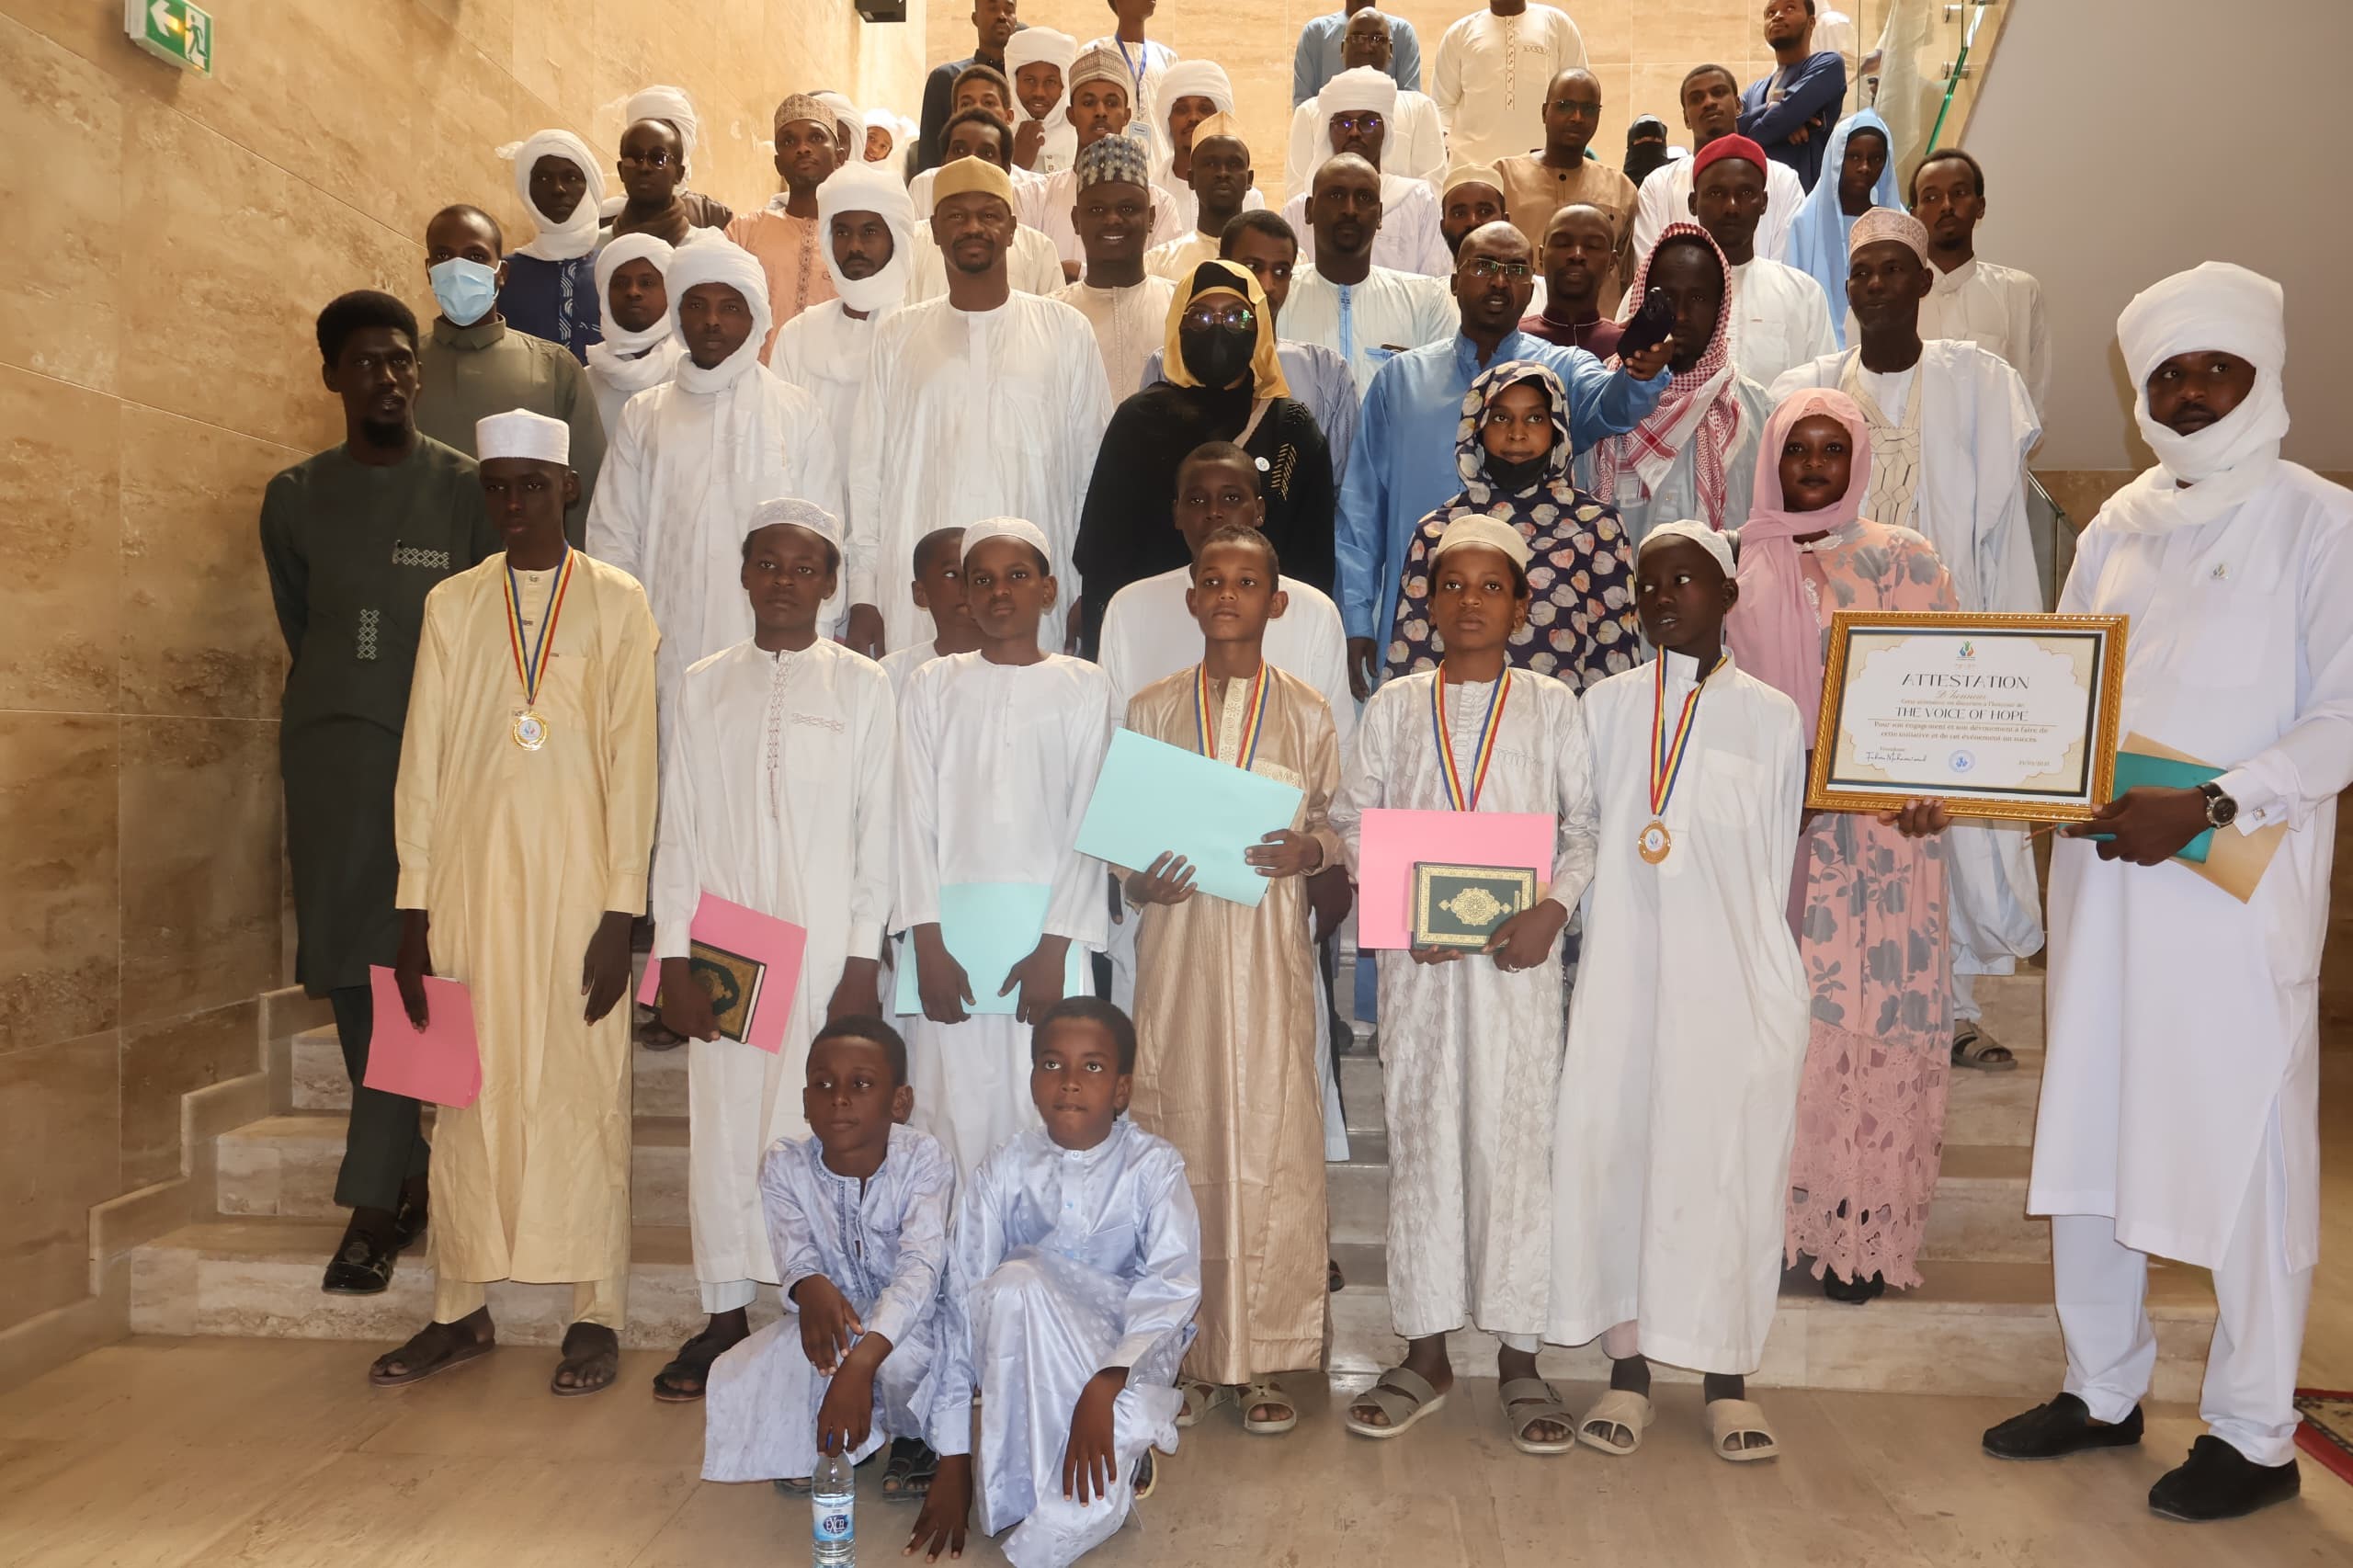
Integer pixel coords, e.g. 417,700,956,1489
1806,612,2128,823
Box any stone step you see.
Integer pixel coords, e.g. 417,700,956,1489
292,1026,688,1118
1322,1243,2217,1402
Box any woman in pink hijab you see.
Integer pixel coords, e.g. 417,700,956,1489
1728,388,1967,1305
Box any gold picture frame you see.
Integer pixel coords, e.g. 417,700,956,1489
1805,611,2129,824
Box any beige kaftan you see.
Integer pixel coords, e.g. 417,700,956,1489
1122,665,1341,1385
393,551,658,1301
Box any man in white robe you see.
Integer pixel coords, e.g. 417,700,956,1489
583,233,682,439
1149,60,1267,236
1432,1,1587,168
1769,208,2045,1053
1142,111,1261,284
1005,25,1078,176
1288,10,1448,193
904,110,1068,303
1887,148,2052,420
585,240,846,734
1051,132,1177,397
845,161,1113,658
1685,134,1836,390
648,499,896,1401
1281,155,1460,395
1280,67,1450,278
1019,45,1187,276
768,163,914,464
1984,263,2348,1523
1633,65,1804,264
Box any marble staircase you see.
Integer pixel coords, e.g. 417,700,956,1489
125,972,2221,1399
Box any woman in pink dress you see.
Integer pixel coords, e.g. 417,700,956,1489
1728,388,1961,1303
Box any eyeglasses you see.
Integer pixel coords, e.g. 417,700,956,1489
1549,97,1603,115
1460,258,1532,280
1328,112,1385,135
1181,304,1256,332
619,148,676,169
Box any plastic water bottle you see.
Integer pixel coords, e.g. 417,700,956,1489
812,1449,855,1565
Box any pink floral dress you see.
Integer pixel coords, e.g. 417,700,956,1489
1782,518,1960,1290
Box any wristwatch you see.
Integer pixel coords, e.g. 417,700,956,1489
2199,781,2239,828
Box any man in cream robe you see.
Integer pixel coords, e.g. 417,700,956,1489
376,410,656,1389
586,239,845,729
768,163,915,455
1770,209,2045,1041
846,160,1113,656
650,499,896,1387
1988,264,2350,1521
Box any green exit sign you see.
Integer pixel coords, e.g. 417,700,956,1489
125,0,213,75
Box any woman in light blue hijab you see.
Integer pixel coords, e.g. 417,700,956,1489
1785,109,1906,347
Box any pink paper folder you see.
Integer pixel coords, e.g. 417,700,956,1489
365,965,482,1108
632,892,808,1054
1356,809,1556,949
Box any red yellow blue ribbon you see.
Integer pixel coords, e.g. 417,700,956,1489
1432,665,1511,812
1648,653,1727,819
1194,662,1270,770
505,546,576,711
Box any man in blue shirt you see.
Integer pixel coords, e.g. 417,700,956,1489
1294,1,1422,105
1739,0,1847,192
915,0,1022,176
1336,222,1672,695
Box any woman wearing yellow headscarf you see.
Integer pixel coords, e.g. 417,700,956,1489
1072,259,1336,653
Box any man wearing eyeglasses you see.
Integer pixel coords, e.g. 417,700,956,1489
1287,10,1445,192
1279,67,1450,278
1495,66,1636,312
607,117,733,247
1336,222,1672,697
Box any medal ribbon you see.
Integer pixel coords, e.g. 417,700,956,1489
1648,653,1726,817
1193,662,1269,770
1431,665,1511,812
505,547,576,711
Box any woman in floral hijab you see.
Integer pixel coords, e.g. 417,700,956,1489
1381,359,1641,689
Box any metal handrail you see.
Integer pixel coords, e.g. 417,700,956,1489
2026,469,2075,610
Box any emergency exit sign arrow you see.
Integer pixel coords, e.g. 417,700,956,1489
126,0,213,76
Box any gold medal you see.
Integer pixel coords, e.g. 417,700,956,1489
1637,819,1672,864
503,548,576,755
512,709,549,751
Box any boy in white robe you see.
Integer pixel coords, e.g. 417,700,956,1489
1547,520,1811,1461
702,1018,955,1493
895,518,1113,1179
878,527,983,700
1983,263,2351,1523
648,498,896,1400
1329,517,1598,1449
906,1000,1201,1568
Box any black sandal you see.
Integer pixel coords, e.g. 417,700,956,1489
651,1323,744,1403
881,1437,939,1500
551,1322,620,1396
368,1311,494,1386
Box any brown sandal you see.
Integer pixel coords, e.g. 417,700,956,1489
551,1322,620,1396
651,1323,744,1403
368,1311,494,1387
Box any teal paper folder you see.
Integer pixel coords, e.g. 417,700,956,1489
1074,730,1306,908
893,883,1087,1017
2092,750,2220,863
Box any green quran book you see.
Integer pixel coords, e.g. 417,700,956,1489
653,939,766,1044
1411,863,1537,949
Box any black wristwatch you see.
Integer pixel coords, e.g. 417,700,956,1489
2200,781,2238,828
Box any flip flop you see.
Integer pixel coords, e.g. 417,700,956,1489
1709,1397,1781,1462
368,1316,494,1387
1343,1366,1449,1439
1500,1377,1576,1456
1577,1389,1654,1457
1242,1380,1298,1437
551,1322,620,1396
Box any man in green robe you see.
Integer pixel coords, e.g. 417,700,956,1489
415,204,606,545
259,290,499,1294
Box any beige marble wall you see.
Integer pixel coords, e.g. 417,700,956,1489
0,0,921,1335
923,0,1802,204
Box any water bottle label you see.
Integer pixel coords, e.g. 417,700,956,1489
815,1505,853,1543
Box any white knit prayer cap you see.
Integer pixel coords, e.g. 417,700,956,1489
1639,517,1735,576
1432,517,1532,571
961,517,1054,564
745,496,843,552
475,408,571,465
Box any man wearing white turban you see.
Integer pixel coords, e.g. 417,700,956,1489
770,164,916,460
368,407,658,1399
1983,264,2349,1525
584,233,682,437
1151,59,1267,235
646,497,898,1403
585,240,847,753
1278,67,1450,278
608,88,733,246
497,130,608,361
1005,25,1079,176
1287,11,1447,192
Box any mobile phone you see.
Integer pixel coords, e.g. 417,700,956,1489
1617,287,1676,358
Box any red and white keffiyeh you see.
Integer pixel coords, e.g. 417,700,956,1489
1588,222,1747,530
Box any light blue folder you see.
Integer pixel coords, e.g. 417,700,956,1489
1074,730,1307,909
893,882,1088,1017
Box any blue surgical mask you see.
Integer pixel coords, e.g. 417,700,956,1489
428,256,500,326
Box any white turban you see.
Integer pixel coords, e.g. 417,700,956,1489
816,161,916,316
745,495,844,554
1158,60,1235,127
665,238,772,392
1315,66,1401,169
861,106,914,157
504,130,606,261
476,408,571,465
626,85,700,174
2101,261,2291,533
961,517,1053,566
1640,517,1735,577
813,91,863,148
1432,516,1532,571
1005,27,1077,73
590,233,676,358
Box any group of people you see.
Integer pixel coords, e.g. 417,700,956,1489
256,1,2341,1554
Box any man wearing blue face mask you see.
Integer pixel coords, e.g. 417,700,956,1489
415,204,606,544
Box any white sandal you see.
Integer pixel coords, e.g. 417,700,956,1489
1241,1379,1298,1436
1343,1366,1449,1439
1175,1380,1231,1429
1576,1389,1653,1456
1708,1397,1780,1461
1500,1377,1577,1456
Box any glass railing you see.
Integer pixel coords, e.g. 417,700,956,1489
2026,470,2074,612
1843,0,2011,177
